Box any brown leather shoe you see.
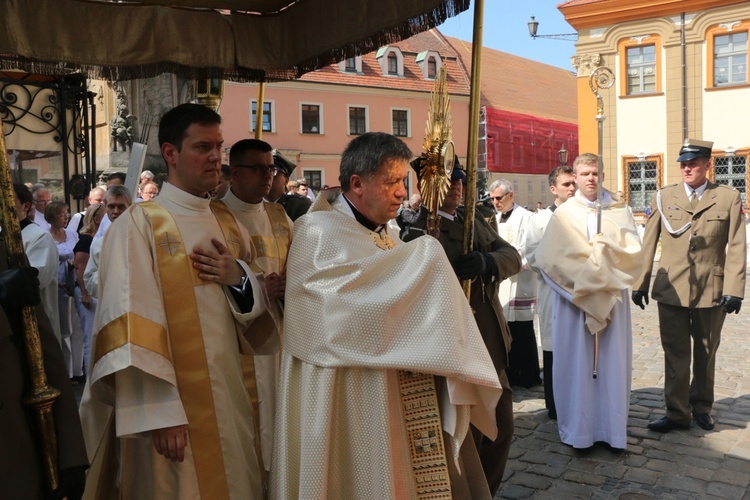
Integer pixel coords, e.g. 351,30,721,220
692,413,715,431
647,417,690,433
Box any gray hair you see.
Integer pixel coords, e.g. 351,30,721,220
32,186,50,200
488,178,512,195
106,185,132,205
339,132,413,191
409,193,421,205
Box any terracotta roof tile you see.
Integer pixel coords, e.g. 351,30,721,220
557,0,609,7
444,36,577,123
297,29,470,95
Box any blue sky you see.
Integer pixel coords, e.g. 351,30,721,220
437,1,577,70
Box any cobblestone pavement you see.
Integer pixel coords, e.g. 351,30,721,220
498,276,750,499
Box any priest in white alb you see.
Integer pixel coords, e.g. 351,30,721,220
79,104,277,499
535,153,643,450
270,132,502,499
222,139,294,473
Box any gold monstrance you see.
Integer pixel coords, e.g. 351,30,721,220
420,66,455,237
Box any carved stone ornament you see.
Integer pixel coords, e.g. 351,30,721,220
571,53,602,77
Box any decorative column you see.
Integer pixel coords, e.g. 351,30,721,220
571,53,602,154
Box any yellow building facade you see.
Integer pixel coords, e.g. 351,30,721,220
561,0,750,217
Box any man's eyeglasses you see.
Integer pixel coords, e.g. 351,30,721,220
234,164,281,176
490,194,507,202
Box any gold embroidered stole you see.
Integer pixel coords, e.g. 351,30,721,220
209,200,268,492
249,202,292,275
140,201,232,498
373,229,452,498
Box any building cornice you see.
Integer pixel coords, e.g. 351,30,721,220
226,80,471,101
560,0,748,30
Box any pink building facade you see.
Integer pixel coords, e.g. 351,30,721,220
220,29,471,196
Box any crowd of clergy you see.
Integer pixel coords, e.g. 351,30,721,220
2,101,745,499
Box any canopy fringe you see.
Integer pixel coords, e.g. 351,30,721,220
0,0,469,83
293,0,470,78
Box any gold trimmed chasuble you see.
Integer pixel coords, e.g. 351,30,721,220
270,190,501,499
79,182,278,500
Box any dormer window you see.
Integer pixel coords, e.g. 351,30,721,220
338,56,363,74
388,53,398,75
376,46,404,77
416,50,442,80
427,57,437,78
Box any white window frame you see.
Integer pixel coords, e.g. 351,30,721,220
301,169,324,192
300,102,324,134
347,105,369,136
338,56,364,74
250,99,275,133
714,32,748,86
391,107,410,138
377,47,404,77
416,50,443,80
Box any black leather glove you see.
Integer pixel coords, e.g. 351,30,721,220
453,251,487,281
719,295,742,314
631,290,649,310
50,465,87,500
409,155,427,178
0,267,41,310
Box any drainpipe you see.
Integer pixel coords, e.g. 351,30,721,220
681,12,688,140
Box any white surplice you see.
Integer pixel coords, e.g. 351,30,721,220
22,222,61,341
79,182,277,499
536,191,643,449
270,190,502,500
495,204,536,321
525,207,553,350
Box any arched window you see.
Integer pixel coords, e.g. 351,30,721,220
427,57,437,78
388,53,398,75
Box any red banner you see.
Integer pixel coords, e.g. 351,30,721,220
485,108,578,175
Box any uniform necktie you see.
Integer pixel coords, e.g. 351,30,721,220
690,190,698,209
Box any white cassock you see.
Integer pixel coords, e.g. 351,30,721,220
79,182,278,499
222,188,292,471
22,222,61,341
536,191,644,449
34,210,50,232
83,236,102,299
93,213,110,240
495,204,536,321
271,190,502,500
525,207,553,351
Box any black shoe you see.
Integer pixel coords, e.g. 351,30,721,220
692,413,715,431
647,417,690,433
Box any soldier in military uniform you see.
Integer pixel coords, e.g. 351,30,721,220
268,151,312,221
633,139,746,433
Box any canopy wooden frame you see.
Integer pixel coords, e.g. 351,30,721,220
0,0,488,491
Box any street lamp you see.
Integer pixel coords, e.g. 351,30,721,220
528,16,578,41
558,146,569,166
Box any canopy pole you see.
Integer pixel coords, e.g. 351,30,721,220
254,82,265,140
462,0,485,301
0,116,60,493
